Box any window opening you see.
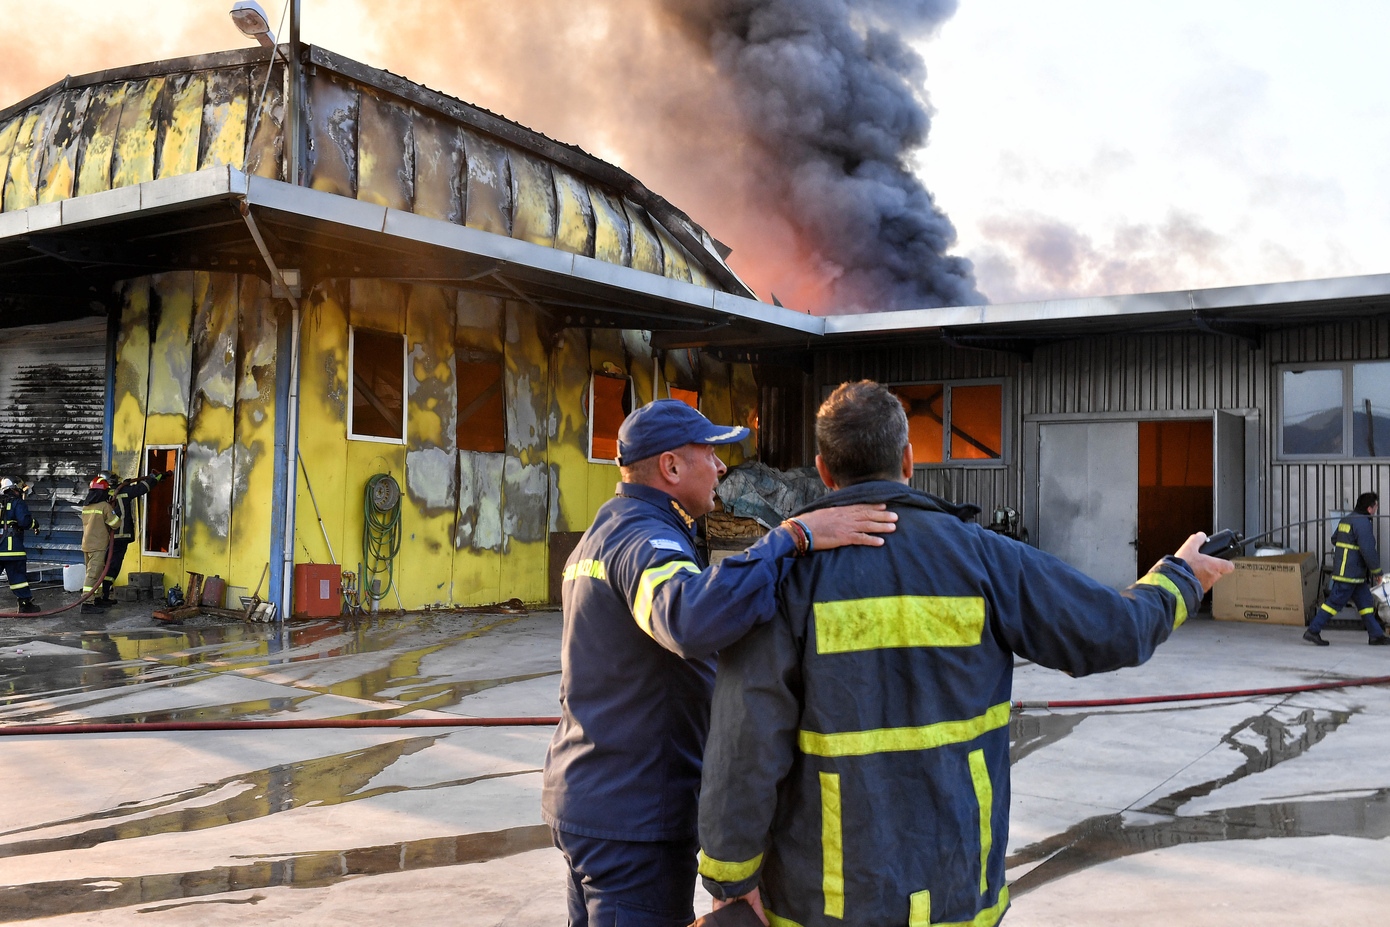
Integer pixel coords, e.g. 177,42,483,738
457,352,505,453
350,328,406,442
891,380,1005,465
893,384,945,464
142,446,183,557
589,373,634,463
668,386,699,410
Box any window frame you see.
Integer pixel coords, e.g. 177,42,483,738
347,326,408,445
140,445,184,558
1277,360,1390,461
887,377,1010,469
587,372,636,465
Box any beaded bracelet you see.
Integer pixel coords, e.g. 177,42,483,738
791,517,814,553
781,518,809,556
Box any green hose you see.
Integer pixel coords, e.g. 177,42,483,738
363,474,402,605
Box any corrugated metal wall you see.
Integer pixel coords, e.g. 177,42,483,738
815,320,1389,566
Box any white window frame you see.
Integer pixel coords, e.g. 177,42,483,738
1278,360,1390,461
141,445,184,558
588,372,636,465
888,377,1010,469
348,326,408,445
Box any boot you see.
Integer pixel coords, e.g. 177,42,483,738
1303,629,1329,647
80,602,104,614
16,600,39,615
93,580,116,608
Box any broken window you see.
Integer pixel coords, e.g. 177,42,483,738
668,386,699,410
349,328,406,442
142,446,183,557
1280,362,1390,458
589,373,634,463
891,380,1005,466
457,351,506,453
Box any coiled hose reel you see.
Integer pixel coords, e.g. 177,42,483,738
363,473,402,607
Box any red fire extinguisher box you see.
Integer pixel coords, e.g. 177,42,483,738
293,564,342,618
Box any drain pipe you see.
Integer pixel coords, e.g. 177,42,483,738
241,202,301,621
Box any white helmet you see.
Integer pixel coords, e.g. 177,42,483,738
0,479,13,494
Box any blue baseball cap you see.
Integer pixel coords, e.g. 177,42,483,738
617,399,749,465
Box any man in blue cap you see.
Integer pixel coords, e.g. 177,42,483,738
543,398,898,926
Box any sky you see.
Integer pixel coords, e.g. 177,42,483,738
2,1,1388,308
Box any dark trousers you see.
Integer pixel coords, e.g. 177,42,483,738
0,558,31,602
104,539,131,593
552,828,698,927
1311,580,1385,637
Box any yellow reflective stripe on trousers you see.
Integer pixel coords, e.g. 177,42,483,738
936,887,1010,927
766,912,805,927
968,750,993,895
632,560,699,638
910,890,932,926
814,596,985,653
1134,572,1188,628
697,850,763,883
820,771,844,919
800,702,1010,758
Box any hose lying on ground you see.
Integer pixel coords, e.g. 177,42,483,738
0,716,563,737
1013,673,1390,711
7,539,115,619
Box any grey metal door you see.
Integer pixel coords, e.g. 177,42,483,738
1213,411,1245,538
1038,421,1138,588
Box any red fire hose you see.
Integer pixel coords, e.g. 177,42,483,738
1013,673,1390,710
8,538,115,619
0,716,562,737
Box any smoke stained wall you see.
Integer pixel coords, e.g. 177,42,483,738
364,0,980,313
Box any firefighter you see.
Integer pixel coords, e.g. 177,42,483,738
80,475,121,614
697,381,1234,927
0,478,41,614
1305,492,1388,646
542,399,899,927
96,469,170,607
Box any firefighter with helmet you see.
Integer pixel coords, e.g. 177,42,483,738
80,474,121,614
97,468,169,607
0,478,41,614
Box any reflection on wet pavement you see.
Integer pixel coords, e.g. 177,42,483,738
0,825,554,921
1007,706,1370,894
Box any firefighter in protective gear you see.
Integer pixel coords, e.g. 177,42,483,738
97,470,169,607
698,382,1232,927
80,476,121,614
543,399,898,927
1305,492,1388,646
0,478,41,614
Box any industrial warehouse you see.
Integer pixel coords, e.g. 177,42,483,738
0,27,1386,927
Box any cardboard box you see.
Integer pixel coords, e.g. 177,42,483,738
1213,552,1320,626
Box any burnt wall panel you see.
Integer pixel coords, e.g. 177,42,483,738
0,321,106,480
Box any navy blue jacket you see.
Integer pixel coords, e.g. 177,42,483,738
0,494,38,560
698,482,1201,927
112,475,161,542
1332,512,1381,583
542,481,800,842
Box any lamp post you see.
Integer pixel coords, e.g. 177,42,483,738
231,0,304,186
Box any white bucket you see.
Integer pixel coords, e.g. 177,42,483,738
62,564,84,593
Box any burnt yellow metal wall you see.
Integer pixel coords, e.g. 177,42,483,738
111,272,277,599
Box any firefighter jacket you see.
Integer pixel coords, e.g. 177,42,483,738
542,481,801,843
697,481,1202,927
0,493,39,559
81,499,120,552
1331,512,1381,583
112,475,163,542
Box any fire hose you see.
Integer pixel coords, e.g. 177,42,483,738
1013,673,1390,711
7,537,115,619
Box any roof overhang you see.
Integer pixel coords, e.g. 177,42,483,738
0,166,821,340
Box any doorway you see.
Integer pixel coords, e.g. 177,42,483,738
1137,421,1211,570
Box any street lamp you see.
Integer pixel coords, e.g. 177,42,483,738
230,0,276,48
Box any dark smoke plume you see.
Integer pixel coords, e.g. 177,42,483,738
662,0,983,311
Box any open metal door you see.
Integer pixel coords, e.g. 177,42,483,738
1038,421,1139,588
1213,410,1246,538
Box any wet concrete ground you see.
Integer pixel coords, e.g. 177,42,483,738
0,585,1385,924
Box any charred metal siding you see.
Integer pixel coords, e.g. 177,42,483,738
0,320,106,479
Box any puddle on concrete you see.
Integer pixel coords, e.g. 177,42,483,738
0,824,553,921
1010,711,1087,764
1006,706,1368,894
0,734,538,859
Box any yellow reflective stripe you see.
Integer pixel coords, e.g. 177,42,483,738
1339,523,1352,533
697,850,763,883
1333,575,1364,583
935,887,1010,927
1321,603,1339,614
766,912,805,927
910,890,932,926
1336,542,1360,550
968,749,993,896
632,560,700,638
800,702,1010,758
81,508,104,515
562,559,607,582
9,581,28,590
1341,550,1350,575
820,771,844,919
1134,572,1188,629
814,596,984,653
1361,607,1376,615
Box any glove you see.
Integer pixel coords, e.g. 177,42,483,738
155,471,172,483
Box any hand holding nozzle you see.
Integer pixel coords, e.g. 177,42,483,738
1178,532,1236,593
1198,528,1243,560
